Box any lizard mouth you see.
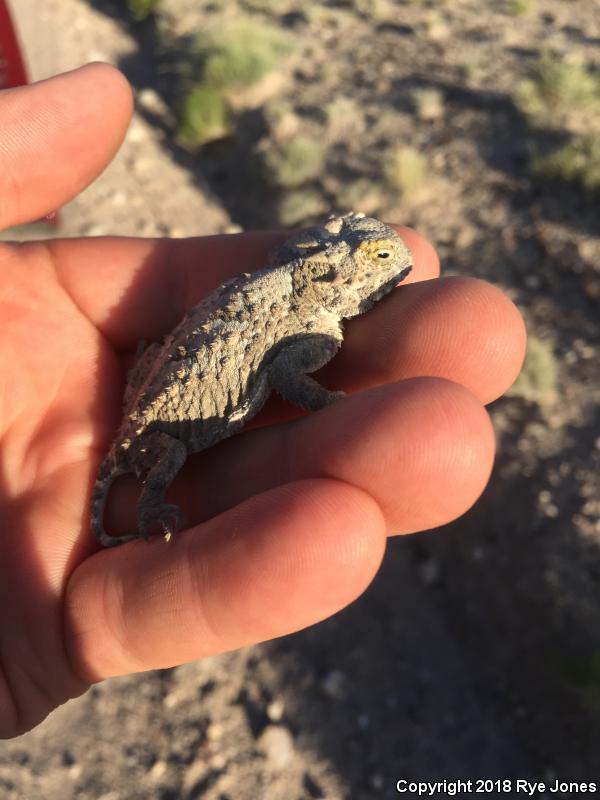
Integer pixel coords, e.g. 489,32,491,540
358,264,413,312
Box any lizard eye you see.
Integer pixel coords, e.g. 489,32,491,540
377,250,391,259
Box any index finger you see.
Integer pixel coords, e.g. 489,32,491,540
48,225,440,350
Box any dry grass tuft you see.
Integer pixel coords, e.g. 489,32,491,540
516,56,600,132
263,136,327,188
507,335,558,404
532,134,600,193
385,147,429,197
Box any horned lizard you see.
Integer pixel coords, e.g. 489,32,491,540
91,213,413,546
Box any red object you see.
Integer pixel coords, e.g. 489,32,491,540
0,2,59,225
0,0,28,89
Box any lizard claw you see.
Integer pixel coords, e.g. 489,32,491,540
138,503,184,542
325,389,346,405
159,503,184,541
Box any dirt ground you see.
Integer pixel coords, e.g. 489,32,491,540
1,0,599,798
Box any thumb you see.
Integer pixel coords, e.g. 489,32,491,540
0,63,132,230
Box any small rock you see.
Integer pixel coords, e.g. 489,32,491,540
418,558,440,586
182,762,209,794
538,489,559,517
577,238,599,266
424,14,450,41
87,50,109,63
163,691,181,709
206,722,224,741
370,773,384,790
226,72,287,112
111,190,128,207
266,101,301,142
81,223,105,237
68,763,83,780
525,274,542,290
321,669,346,700
210,753,227,769
357,713,369,729
411,87,445,121
127,119,149,145
147,760,168,782
573,338,595,359
257,725,295,769
137,87,169,118
454,224,477,250
471,545,485,562
166,227,187,238
267,698,285,722
132,156,153,176
583,278,600,302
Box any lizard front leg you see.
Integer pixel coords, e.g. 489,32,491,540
136,431,187,540
268,333,345,412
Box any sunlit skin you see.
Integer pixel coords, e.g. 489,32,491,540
0,64,526,738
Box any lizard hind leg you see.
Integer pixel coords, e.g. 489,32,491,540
136,432,188,541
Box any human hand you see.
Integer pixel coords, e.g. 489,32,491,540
0,64,526,738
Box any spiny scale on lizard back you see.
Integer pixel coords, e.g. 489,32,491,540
126,266,296,426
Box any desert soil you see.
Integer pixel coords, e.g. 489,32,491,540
1,0,599,798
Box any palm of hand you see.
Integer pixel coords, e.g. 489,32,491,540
0,64,525,739
1,242,116,731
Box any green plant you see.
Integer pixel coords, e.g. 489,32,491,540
411,87,445,121
126,0,161,21
385,146,429,197
532,133,600,193
348,0,389,16
178,86,232,148
278,188,328,226
198,22,289,91
176,21,289,148
515,55,600,196
325,95,364,140
507,335,558,403
515,56,600,130
243,0,291,10
263,136,327,188
509,0,534,15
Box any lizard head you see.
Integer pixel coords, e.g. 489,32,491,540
280,213,413,319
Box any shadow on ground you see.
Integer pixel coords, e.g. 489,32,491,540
259,401,600,792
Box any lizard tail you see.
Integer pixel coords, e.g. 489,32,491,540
90,453,137,547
